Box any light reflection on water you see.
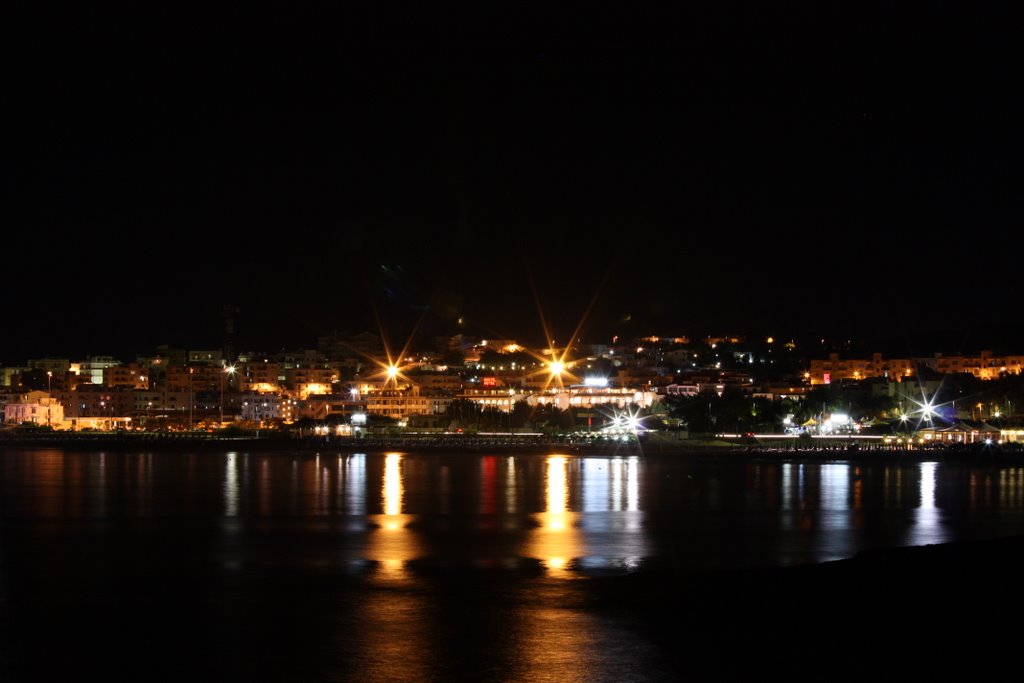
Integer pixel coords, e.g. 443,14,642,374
345,453,366,516
224,452,239,517
528,455,582,578
6,451,1024,571
910,461,940,546
370,453,416,581
4,449,1024,681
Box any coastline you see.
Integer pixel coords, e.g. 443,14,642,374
1,430,1022,463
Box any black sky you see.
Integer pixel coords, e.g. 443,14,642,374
3,3,1020,363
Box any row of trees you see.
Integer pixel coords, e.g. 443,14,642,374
286,372,1024,436
662,373,1024,435
444,399,615,432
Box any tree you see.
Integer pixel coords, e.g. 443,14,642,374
716,385,750,433
476,349,504,368
510,400,534,429
445,398,479,420
750,396,785,433
667,390,720,435
442,349,467,367
795,385,842,423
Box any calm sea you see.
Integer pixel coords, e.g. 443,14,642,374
2,448,1023,681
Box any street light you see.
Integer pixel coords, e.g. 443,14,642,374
47,370,52,394
220,365,236,425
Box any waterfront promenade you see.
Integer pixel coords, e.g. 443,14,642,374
1,429,1021,461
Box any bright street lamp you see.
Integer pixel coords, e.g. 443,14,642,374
220,364,236,425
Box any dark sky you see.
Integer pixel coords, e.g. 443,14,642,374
3,4,1020,363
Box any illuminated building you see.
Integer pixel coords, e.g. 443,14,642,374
809,350,1024,385
283,365,337,397
103,363,150,389
3,391,64,427
930,350,1024,380
362,385,452,420
808,353,917,384
166,364,221,391
236,360,283,393
917,420,1001,445
78,356,121,385
240,394,284,423
459,388,530,413
527,386,661,411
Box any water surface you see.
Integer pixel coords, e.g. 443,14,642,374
2,449,1022,681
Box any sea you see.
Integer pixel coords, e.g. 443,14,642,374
2,447,1023,681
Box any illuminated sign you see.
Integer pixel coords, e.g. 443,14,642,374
481,377,498,387
823,372,831,385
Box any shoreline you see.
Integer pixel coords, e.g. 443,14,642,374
2,431,1022,462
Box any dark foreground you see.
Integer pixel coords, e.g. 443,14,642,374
609,533,1024,681
1,534,1020,682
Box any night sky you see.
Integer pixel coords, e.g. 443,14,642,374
3,4,1020,363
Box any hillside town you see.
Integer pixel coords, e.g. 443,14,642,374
2,331,1023,447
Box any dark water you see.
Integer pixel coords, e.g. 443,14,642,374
2,449,1024,681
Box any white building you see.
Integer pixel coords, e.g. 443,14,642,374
363,387,453,420
77,356,121,385
460,388,530,413
240,394,285,423
527,387,661,411
4,391,65,427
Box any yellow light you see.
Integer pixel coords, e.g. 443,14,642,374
383,453,403,516
767,337,774,344
549,361,564,376
546,456,567,516
386,365,399,379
